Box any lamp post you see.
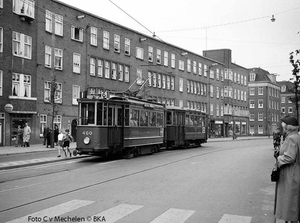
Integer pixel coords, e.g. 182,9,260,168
207,63,218,138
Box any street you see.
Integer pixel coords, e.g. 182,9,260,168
0,138,280,223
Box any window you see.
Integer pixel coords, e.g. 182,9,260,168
97,59,103,77
0,27,2,52
0,70,2,96
44,81,62,103
164,51,168,67
250,72,256,81
148,72,152,87
249,100,255,108
258,87,263,95
281,85,286,92
289,107,293,113
249,125,254,134
12,31,32,59
13,0,35,19
249,87,255,95
103,31,109,49
281,107,285,113
137,69,143,85
249,113,254,121
204,65,207,77
114,34,120,52
281,96,285,103
156,49,161,64
153,73,157,87
54,48,63,70
0,0,2,8
73,53,81,73
90,58,95,76
40,114,47,137
45,45,52,68
45,10,52,33
136,47,144,60
148,46,153,62
171,54,175,68
258,99,263,108
12,73,31,98
111,63,117,80
118,65,123,81
258,113,263,121
55,14,63,36
72,85,80,105
71,26,83,42
157,74,161,88
210,70,214,79
198,63,202,76
258,125,263,134
124,66,129,82
179,78,183,92
179,60,184,71
90,27,97,46
125,38,130,55
193,61,197,74
187,60,191,72
54,115,62,130
105,61,110,79
210,85,213,98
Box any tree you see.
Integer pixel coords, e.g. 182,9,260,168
288,49,300,121
49,76,59,148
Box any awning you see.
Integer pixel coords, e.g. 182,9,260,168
215,120,223,124
8,111,37,114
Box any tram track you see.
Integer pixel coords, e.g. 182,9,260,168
0,143,260,213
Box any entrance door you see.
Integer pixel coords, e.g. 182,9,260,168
107,104,123,150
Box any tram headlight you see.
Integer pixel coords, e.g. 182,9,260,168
83,137,90,145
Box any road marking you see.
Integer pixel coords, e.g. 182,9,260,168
218,214,252,223
92,204,143,223
149,208,195,223
4,199,94,223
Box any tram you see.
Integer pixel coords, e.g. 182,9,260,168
165,105,207,149
74,88,165,157
74,87,208,158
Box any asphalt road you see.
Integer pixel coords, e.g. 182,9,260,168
0,138,284,223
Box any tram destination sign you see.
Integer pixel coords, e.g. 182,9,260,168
86,87,110,99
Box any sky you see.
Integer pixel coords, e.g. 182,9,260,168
59,0,300,81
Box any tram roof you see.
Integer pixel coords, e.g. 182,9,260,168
165,105,206,114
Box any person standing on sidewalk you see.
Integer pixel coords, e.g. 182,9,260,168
23,123,31,147
43,125,50,146
15,125,23,147
274,116,300,223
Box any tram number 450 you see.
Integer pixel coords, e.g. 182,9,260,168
82,131,93,135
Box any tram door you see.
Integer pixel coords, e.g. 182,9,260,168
176,112,185,145
107,104,123,150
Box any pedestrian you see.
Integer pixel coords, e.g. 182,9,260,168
63,129,73,157
23,123,31,147
15,125,23,147
46,128,52,148
274,116,300,223
57,130,65,157
54,124,59,146
43,125,50,146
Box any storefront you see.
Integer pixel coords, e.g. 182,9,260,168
210,120,224,138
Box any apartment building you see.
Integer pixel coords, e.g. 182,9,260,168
277,81,298,120
248,68,281,136
203,49,249,138
0,0,253,146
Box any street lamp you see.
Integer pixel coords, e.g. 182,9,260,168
207,63,218,138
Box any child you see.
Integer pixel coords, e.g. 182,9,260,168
57,130,65,157
63,129,73,157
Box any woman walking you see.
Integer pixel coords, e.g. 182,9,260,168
275,116,300,223
23,123,31,147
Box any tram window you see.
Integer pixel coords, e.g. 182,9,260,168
124,109,129,126
190,115,195,126
157,112,163,127
149,112,156,126
185,115,190,126
108,107,113,126
173,112,177,125
97,103,103,125
166,111,172,125
130,109,139,126
117,108,122,126
103,104,107,125
195,116,200,127
81,103,95,125
178,113,183,125
140,110,148,126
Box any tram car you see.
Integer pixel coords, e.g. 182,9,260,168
165,105,207,149
74,88,165,157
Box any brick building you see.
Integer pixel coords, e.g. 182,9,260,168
248,68,281,136
277,81,298,120
1,0,253,146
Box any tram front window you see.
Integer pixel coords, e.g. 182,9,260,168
81,103,95,125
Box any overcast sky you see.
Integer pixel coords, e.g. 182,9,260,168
59,0,300,81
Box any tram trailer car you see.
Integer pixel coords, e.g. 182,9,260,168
165,105,207,149
75,94,165,157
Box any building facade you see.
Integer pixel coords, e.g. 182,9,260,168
248,68,281,136
0,0,253,146
277,81,298,120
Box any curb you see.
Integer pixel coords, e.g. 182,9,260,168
0,154,89,171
